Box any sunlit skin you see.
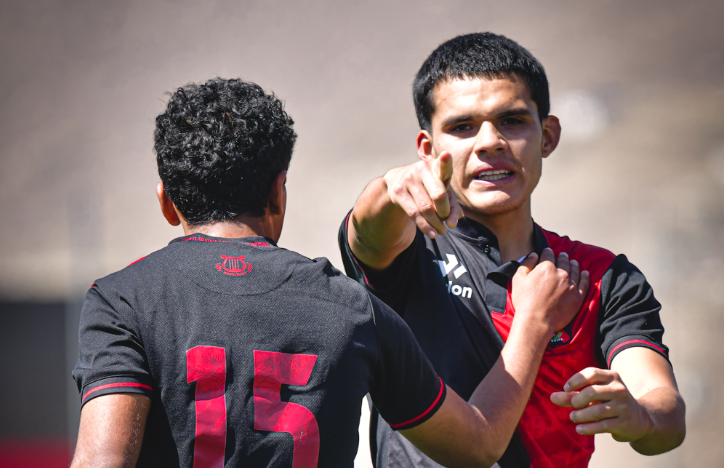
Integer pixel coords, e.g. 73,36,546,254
416,75,560,262
348,74,684,456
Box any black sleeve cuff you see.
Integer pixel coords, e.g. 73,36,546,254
387,378,447,431
80,376,153,407
605,335,670,369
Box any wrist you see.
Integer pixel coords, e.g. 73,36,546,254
509,310,553,347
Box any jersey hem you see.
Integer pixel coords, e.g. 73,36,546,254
388,377,446,431
80,376,153,407
606,335,669,368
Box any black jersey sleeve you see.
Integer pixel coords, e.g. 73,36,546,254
598,254,670,368
338,210,420,313
367,294,447,431
72,284,154,407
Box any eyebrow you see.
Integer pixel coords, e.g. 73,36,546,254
440,115,475,128
497,108,533,119
440,107,534,128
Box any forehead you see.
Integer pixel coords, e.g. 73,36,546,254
430,75,536,122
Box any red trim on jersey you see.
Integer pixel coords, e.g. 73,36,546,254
607,339,667,368
126,256,147,268
82,382,152,401
178,235,271,247
389,377,444,429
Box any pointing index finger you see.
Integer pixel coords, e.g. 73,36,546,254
435,152,453,187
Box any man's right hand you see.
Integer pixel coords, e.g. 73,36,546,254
512,248,590,335
382,151,463,239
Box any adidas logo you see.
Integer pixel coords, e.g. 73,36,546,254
436,254,468,279
436,254,472,299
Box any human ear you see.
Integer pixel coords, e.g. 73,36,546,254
267,170,287,216
541,115,561,159
156,182,181,226
416,130,436,162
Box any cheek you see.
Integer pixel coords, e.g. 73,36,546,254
452,159,472,189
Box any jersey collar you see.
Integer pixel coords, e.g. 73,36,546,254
450,217,550,268
169,233,278,248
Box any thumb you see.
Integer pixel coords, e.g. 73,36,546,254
435,152,454,186
516,252,538,276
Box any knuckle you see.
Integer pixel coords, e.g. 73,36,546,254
430,190,446,201
391,183,406,197
401,172,417,185
406,208,420,219
419,202,434,214
601,419,613,432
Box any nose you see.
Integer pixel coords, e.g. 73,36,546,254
474,121,506,156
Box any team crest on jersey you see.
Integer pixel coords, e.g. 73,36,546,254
549,327,572,347
216,255,253,276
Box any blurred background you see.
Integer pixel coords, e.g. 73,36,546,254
1,0,723,466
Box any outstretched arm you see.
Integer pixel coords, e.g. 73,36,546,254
349,152,462,271
70,394,151,468
401,249,590,467
551,348,685,455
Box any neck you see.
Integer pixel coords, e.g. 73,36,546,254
181,213,282,242
464,201,535,263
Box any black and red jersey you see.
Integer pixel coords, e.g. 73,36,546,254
339,214,668,468
73,234,446,468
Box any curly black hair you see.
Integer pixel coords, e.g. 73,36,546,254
413,32,550,132
154,78,296,225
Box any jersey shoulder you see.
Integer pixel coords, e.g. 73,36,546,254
292,253,377,313
92,243,175,291
537,225,616,278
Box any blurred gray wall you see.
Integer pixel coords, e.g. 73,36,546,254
1,1,723,466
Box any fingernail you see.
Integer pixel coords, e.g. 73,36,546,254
576,425,583,433
571,259,578,265
570,413,575,422
563,383,570,391
517,255,528,263
428,230,436,238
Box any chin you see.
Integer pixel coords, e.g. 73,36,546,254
465,194,525,217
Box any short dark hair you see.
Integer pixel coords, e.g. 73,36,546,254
154,78,296,225
413,32,550,132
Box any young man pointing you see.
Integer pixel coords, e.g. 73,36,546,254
340,33,685,467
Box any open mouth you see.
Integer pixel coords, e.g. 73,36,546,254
475,169,514,181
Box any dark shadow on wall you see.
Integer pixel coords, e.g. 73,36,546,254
0,302,72,467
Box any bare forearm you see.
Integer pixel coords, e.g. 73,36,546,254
71,394,150,468
349,176,416,269
629,387,686,455
467,318,551,458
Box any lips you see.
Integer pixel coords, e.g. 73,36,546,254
474,169,514,182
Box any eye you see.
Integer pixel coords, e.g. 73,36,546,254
450,123,473,133
501,117,524,126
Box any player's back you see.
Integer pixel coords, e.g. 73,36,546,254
74,234,391,467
